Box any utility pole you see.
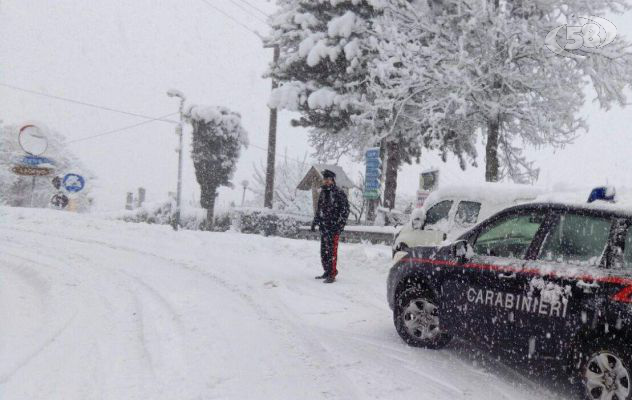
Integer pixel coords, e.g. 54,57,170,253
167,89,186,230
241,179,249,207
263,44,280,209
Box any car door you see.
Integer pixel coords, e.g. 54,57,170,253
444,209,549,345
515,210,615,358
416,199,454,244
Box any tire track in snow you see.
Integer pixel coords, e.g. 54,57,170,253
0,225,365,399
0,250,80,385
0,223,571,399
0,233,175,394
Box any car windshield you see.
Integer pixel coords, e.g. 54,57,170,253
424,200,453,228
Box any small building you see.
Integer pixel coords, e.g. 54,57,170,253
297,164,354,215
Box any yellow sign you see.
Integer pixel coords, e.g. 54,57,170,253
11,165,53,176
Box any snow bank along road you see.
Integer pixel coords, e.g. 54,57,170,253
0,207,570,399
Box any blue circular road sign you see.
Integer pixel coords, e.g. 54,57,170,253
63,173,85,193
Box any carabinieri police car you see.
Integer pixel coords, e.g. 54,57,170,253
387,187,632,400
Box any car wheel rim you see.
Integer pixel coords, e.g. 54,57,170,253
584,351,631,400
402,297,441,341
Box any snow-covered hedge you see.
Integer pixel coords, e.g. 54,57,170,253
112,202,312,237
114,201,231,232
230,207,312,238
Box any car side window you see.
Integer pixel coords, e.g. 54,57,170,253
538,213,612,266
455,201,481,227
473,213,545,259
619,223,632,268
424,200,453,228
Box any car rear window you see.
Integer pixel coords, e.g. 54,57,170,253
455,201,481,226
538,213,612,266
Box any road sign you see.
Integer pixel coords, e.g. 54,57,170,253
63,173,85,193
21,155,55,166
19,124,48,156
364,147,382,200
417,190,430,208
52,176,62,190
365,148,380,159
51,193,69,209
420,169,439,191
365,159,381,169
11,165,53,176
364,190,380,200
365,181,381,190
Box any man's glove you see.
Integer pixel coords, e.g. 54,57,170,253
310,224,316,232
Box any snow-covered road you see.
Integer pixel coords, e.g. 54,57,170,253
0,207,570,399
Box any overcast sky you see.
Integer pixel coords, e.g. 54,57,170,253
1,0,631,211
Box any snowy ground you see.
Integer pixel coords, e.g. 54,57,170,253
0,207,572,399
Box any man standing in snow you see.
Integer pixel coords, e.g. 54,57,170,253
311,169,350,283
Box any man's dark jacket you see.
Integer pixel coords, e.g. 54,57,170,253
312,185,350,234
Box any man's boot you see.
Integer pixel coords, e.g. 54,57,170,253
323,276,336,283
315,273,328,279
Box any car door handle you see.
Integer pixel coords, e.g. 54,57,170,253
577,280,599,292
498,272,516,279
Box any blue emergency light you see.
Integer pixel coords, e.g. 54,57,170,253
587,186,616,203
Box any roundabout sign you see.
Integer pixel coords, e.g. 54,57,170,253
18,124,48,156
63,173,85,193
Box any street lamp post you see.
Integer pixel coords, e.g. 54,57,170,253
241,179,249,207
167,89,186,231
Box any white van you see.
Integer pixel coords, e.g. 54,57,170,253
392,183,543,255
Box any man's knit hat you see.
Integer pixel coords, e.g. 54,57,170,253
322,169,336,179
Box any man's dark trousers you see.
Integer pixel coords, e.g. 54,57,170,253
320,230,340,278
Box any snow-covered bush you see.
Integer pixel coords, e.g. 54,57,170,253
231,207,312,238
374,206,409,227
117,200,231,232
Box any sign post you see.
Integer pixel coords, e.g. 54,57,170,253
10,124,54,207
363,147,382,223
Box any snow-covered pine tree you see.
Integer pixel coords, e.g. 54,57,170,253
185,106,248,229
267,0,474,209
268,0,417,209
375,0,632,182
268,0,385,135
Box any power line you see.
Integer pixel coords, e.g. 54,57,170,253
198,0,262,38
249,141,307,165
0,82,178,124
67,112,178,144
235,0,270,18
227,0,267,24
63,111,309,166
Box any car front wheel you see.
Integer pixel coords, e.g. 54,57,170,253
580,343,632,400
394,287,451,348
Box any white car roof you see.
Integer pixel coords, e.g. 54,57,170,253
423,182,544,210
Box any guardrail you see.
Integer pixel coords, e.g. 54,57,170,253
297,226,396,245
